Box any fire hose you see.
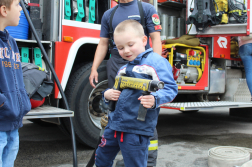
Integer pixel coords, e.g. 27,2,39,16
208,146,252,167
20,0,78,166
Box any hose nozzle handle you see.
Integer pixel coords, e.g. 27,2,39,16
137,91,150,121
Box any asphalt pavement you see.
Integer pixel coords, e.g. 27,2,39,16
16,108,252,167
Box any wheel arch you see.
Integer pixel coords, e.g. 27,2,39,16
58,37,100,98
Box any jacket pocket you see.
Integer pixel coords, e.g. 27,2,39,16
0,99,7,114
0,92,19,121
0,92,6,106
20,89,31,115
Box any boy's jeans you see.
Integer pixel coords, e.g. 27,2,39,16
0,129,19,167
239,43,252,95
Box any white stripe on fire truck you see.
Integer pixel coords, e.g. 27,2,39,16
57,37,100,98
62,20,101,30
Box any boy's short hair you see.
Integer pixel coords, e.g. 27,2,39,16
114,19,145,37
0,0,14,9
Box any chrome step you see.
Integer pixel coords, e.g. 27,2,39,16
161,101,252,111
24,105,74,119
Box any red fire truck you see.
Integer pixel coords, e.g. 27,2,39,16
20,0,252,148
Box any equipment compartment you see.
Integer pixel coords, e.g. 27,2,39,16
162,43,209,91
186,0,250,36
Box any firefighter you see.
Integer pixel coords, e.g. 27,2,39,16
89,1,162,166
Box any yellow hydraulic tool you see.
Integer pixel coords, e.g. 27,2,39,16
109,76,164,121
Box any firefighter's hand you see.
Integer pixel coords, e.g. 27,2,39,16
138,95,155,109
104,89,121,101
0,103,4,107
89,69,98,88
100,115,108,129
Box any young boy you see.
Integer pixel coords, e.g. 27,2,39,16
95,20,178,167
0,0,31,166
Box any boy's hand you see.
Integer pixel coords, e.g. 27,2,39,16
0,103,4,107
104,89,121,101
138,95,155,109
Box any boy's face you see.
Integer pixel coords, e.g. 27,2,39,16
114,28,147,62
6,0,22,26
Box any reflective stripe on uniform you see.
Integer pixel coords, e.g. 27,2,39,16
148,140,158,151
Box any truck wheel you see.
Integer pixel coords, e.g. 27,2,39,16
63,61,108,148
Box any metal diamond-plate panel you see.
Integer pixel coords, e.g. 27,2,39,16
234,79,251,102
161,101,252,111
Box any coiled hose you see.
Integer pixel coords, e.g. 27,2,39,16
208,146,251,167
228,0,247,23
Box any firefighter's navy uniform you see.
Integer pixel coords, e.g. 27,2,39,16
100,1,161,165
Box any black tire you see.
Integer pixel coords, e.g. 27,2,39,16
58,63,89,137
62,61,108,148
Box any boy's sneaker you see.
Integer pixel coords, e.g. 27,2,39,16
115,159,125,167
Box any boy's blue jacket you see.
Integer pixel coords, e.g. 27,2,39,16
107,48,178,137
0,30,31,131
